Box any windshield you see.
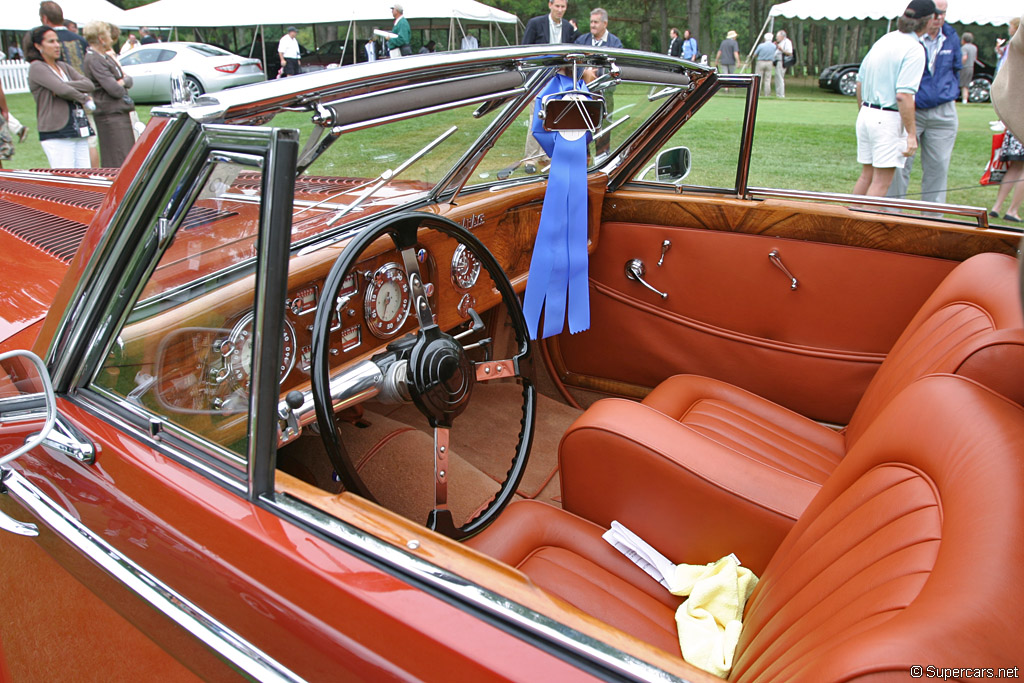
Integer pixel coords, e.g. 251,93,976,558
140,56,702,296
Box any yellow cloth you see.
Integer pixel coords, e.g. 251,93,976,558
668,555,759,678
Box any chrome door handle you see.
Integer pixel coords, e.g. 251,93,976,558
768,249,799,291
625,259,668,299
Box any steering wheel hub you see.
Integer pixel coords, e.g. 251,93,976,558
409,333,474,427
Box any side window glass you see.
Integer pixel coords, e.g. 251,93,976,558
92,153,265,462
633,82,748,192
157,49,177,63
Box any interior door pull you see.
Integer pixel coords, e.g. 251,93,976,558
625,259,668,299
768,249,799,291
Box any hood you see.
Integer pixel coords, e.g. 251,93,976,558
0,170,107,346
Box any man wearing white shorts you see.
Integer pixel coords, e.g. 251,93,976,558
853,0,933,196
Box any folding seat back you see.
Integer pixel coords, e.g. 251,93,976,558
730,375,1024,681
846,252,1024,447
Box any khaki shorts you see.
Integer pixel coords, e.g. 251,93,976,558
856,106,908,168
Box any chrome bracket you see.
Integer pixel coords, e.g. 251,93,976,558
768,249,799,291
625,259,668,299
657,240,671,267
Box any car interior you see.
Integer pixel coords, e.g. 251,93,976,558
13,47,1020,679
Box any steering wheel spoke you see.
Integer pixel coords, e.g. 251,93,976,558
312,212,535,540
398,246,437,331
475,359,519,382
433,426,450,510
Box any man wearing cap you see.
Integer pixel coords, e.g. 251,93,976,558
886,0,960,210
278,26,301,77
853,0,933,196
388,4,412,58
716,30,740,74
523,0,574,45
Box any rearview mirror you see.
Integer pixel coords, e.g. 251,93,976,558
540,98,605,132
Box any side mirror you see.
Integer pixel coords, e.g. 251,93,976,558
0,350,57,468
656,146,691,183
170,70,193,105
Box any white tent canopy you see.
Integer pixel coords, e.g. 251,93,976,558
3,0,131,31
769,0,1017,27
123,0,517,29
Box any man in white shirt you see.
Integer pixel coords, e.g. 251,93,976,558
773,30,793,97
278,26,300,77
853,0,933,196
522,0,574,45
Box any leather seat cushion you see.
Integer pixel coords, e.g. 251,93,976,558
466,499,683,655
642,374,845,484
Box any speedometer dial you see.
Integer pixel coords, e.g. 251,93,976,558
364,263,411,339
226,311,296,390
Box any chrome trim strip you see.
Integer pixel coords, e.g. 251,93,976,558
77,390,248,494
747,187,994,226
2,468,305,683
265,494,684,683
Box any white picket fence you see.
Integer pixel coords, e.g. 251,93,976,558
1,60,31,94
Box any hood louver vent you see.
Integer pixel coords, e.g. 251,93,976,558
0,178,107,210
181,206,239,231
0,199,88,263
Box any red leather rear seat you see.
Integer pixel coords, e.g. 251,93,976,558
559,252,1024,573
469,375,1024,678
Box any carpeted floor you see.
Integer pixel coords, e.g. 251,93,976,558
277,379,583,528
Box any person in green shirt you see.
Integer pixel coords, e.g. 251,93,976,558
388,4,412,58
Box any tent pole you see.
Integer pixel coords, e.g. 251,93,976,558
745,12,774,71
260,26,268,77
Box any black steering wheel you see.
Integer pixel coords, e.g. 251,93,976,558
310,212,536,540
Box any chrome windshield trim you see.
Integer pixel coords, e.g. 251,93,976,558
264,493,684,683
1,468,305,683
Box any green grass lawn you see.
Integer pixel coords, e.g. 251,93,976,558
3,75,1016,226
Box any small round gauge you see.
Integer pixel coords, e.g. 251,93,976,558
364,263,411,339
451,243,482,290
226,312,296,389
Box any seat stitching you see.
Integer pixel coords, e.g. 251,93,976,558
522,547,678,637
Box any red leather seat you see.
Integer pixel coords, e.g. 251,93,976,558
559,252,1024,574
469,375,1024,679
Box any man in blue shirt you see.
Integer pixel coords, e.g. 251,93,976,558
887,0,960,210
682,29,698,61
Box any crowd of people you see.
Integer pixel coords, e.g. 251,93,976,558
1,1,142,170
850,0,1020,223
1,0,1021,219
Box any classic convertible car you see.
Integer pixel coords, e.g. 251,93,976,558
2,46,1023,681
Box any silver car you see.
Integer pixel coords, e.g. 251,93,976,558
119,42,265,103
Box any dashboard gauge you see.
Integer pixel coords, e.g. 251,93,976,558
340,325,361,351
289,285,318,315
364,263,411,339
226,312,296,389
339,271,358,297
451,243,482,290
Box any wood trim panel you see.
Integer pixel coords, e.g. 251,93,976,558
602,191,1020,260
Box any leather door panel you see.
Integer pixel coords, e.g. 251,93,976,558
549,222,957,424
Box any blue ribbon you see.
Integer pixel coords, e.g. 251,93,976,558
522,74,592,340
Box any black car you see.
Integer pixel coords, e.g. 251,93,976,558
301,39,374,71
819,54,994,102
